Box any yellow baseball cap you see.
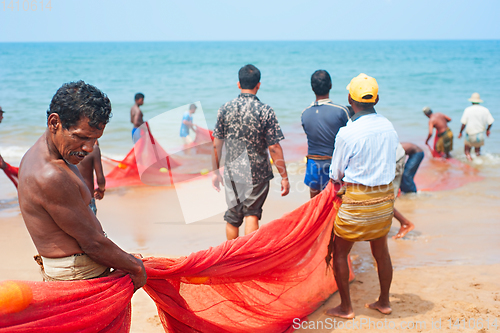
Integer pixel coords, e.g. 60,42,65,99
346,73,378,103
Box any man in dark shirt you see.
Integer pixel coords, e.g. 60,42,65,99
301,70,352,198
212,64,290,240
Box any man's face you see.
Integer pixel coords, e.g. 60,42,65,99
137,98,144,106
54,117,105,165
190,107,197,114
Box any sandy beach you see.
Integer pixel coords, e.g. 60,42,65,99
1,155,499,332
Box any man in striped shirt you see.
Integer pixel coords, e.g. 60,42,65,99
326,74,399,319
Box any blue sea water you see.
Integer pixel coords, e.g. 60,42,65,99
0,40,499,162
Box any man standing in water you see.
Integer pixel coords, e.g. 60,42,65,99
326,73,398,318
130,93,145,143
423,106,453,158
18,81,146,288
458,93,494,161
180,103,197,144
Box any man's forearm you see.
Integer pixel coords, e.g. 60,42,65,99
97,178,106,191
459,124,466,135
82,235,144,276
425,133,432,144
268,144,288,179
212,138,224,171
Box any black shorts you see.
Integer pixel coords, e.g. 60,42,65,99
224,181,270,227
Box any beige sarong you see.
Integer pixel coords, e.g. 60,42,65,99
35,253,110,281
334,183,395,242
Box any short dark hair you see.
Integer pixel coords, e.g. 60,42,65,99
47,81,112,130
311,70,331,96
238,64,261,89
351,95,376,109
135,93,144,101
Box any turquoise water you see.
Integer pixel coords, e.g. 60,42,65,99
0,40,499,163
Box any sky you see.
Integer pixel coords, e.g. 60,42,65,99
0,0,499,42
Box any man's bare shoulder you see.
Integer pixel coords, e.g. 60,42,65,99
21,150,79,195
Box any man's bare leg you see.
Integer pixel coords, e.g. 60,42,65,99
310,188,321,198
474,146,481,157
366,236,393,314
244,215,259,235
325,236,355,319
464,145,472,161
226,223,239,240
392,208,414,239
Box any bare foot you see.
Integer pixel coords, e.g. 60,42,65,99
365,301,392,315
392,222,414,239
324,305,355,319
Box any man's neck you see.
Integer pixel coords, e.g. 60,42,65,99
315,94,329,102
240,88,258,95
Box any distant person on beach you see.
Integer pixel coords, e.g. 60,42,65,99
326,73,398,318
0,107,6,171
458,93,494,161
18,81,146,289
212,64,290,240
130,93,145,143
423,106,453,158
76,141,106,215
392,143,415,240
180,103,197,144
301,70,352,198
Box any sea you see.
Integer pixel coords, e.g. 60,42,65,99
1,40,500,205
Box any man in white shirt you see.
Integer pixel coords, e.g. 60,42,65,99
458,93,494,161
325,74,398,319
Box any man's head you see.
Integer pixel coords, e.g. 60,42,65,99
46,81,112,164
311,70,332,97
238,64,261,90
0,106,4,123
47,81,112,130
189,103,197,114
135,93,145,106
468,92,483,105
422,106,433,117
346,73,379,109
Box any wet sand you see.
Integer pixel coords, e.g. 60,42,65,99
1,158,499,332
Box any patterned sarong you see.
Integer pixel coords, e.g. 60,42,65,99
435,127,453,154
334,183,395,242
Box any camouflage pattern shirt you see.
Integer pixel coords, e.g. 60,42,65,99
213,93,285,185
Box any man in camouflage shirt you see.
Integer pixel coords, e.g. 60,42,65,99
212,64,290,240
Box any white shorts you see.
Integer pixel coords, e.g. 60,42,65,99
465,132,484,148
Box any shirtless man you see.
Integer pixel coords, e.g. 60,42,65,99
77,141,106,215
18,81,146,289
130,93,145,143
423,106,453,158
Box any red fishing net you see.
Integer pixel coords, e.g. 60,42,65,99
2,163,18,188
415,135,483,191
0,182,352,333
102,123,214,188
